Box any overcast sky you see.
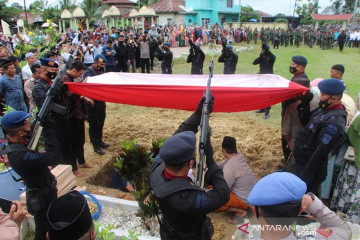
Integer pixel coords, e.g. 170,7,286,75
9,0,333,16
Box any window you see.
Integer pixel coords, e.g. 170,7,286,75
227,0,233,8
188,19,192,23
201,18,210,26
232,19,237,22
167,18,172,24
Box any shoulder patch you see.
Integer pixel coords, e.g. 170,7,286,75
327,124,338,135
23,152,40,161
317,228,333,238
322,134,332,145
195,194,212,209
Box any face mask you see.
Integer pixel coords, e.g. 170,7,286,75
97,66,104,72
319,96,332,109
22,130,31,143
46,70,57,80
289,66,297,74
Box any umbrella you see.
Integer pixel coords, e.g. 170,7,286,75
41,22,58,28
249,19,257,22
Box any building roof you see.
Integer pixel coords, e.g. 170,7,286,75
101,0,137,4
19,12,43,24
311,13,353,21
255,10,272,17
149,0,186,13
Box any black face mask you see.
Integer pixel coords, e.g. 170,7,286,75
289,66,297,74
46,71,57,80
319,96,332,109
97,66,104,72
22,130,31,143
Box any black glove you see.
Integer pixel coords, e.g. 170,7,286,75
195,96,215,116
300,90,313,104
205,133,215,167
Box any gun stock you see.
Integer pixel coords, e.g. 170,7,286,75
27,40,82,151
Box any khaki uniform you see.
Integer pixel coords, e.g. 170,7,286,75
246,197,351,240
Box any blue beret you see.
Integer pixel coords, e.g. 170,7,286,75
110,34,117,38
248,172,306,206
40,57,59,68
94,54,107,63
159,131,196,165
164,42,171,47
292,55,307,66
318,78,346,95
226,45,233,49
1,111,31,129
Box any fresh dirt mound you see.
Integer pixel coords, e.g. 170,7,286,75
78,103,284,239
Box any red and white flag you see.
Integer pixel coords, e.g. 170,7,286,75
65,73,308,112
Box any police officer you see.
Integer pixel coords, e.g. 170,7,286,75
83,55,110,155
149,98,230,240
281,55,310,161
47,191,96,240
218,44,238,74
187,38,205,75
1,111,60,240
247,172,351,240
155,42,173,74
115,34,129,72
294,79,347,195
253,44,276,119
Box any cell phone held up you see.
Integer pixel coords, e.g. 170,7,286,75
0,197,17,214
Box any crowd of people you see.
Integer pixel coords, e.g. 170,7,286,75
0,21,359,240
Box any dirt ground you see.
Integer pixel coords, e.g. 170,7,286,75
76,103,284,239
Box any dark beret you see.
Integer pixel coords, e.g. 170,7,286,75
318,78,346,95
94,54,107,63
164,42,171,47
40,57,59,68
331,64,345,73
47,191,92,240
1,111,31,129
159,131,196,165
222,136,236,150
261,43,270,51
292,55,307,66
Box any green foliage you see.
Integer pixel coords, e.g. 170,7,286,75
121,230,141,240
150,137,166,158
29,0,45,13
296,0,319,25
240,5,260,22
343,0,355,12
94,221,116,240
23,229,36,240
0,162,6,173
81,0,102,23
275,18,288,23
0,0,21,23
331,0,344,14
58,0,76,11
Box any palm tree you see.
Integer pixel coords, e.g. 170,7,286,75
58,0,75,11
81,0,102,21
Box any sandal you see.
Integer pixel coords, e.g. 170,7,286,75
225,214,247,225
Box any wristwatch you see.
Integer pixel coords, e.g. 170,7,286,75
306,192,316,201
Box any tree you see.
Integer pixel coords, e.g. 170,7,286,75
331,0,344,14
240,5,260,22
29,0,45,13
11,2,23,10
58,0,76,11
0,0,20,23
296,0,320,25
342,0,355,12
81,0,102,22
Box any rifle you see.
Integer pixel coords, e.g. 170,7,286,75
28,40,82,151
196,40,215,188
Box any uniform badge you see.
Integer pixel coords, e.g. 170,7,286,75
322,134,332,144
327,124,338,135
48,61,55,66
309,123,314,129
317,228,333,238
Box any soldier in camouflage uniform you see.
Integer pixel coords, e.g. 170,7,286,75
254,28,258,45
280,29,285,46
284,30,290,47
247,29,252,44
290,30,294,46
294,30,300,47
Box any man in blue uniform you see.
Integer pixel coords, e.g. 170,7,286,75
149,98,230,240
293,79,347,195
1,111,61,240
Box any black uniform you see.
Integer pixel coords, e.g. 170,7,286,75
4,121,60,240
149,112,230,240
83,66,106,150
127,40,137,73
252,50,276,74
218,45,238,74
32,77,70,165
187,39,205,75
294,107,347,194
115,40,129,72
156,47,173,74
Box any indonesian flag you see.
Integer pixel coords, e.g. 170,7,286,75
65,73,308,112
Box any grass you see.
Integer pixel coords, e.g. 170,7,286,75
171,42,360,128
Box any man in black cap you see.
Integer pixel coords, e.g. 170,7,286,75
83,54,110,155
281,55,310,160
187,38,205,75
253,43,276,119
47,190,95,240
155,42,173,74
1,111,61,240
149,98,230,240
115,34,129,72
294,79,347,195
218,44,238,74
